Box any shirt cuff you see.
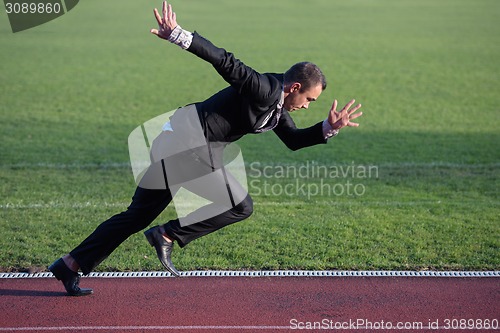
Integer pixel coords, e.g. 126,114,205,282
322,119,339,139
167,25,193,50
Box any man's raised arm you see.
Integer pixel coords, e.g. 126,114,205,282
150,1,280,107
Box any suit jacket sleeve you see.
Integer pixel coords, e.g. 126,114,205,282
186,32,281,107
273,111,327,151
187,31,328,150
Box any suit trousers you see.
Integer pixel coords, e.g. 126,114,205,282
70,152,253,275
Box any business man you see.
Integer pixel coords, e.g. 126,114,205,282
48,1,363,296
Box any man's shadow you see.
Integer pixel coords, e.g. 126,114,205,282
0,289,66,297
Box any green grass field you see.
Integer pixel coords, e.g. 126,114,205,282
0,0,498,272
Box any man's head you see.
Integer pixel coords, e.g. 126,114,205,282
283,62,327,111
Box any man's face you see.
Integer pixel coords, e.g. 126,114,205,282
283,83,323,112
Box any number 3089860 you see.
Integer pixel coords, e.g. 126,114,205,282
5,2,62,14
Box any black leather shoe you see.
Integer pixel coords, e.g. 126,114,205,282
48,258,93,296
144,226,181,277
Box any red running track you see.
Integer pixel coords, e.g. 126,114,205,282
0,276,499,332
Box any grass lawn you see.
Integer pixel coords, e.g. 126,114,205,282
0,0,498,272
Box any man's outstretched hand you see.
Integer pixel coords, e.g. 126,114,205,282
151,1,178,40
328,99,363,130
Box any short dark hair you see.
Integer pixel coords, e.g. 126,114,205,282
284,62,327,92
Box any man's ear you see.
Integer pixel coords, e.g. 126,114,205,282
289,82,301,93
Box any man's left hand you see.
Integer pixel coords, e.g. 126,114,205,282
327,99,363,130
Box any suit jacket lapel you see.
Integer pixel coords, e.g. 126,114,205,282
253,90,284,133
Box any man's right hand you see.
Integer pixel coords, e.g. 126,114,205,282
151,1,178,40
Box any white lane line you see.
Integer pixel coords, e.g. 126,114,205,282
0,199,497,210
0,325,498,331
0,326,290,331
1,270,498,279
1,161,498,169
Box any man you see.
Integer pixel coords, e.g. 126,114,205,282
49,1,363,296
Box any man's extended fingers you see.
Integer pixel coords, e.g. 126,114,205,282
154,8,162,25
349,112,363,120
341,99,356,114
348,104,362,115
167,3,174,22
328,99,338,114
328,99,363,130
162,1,168,22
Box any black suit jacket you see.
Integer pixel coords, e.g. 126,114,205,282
170,32,327,151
